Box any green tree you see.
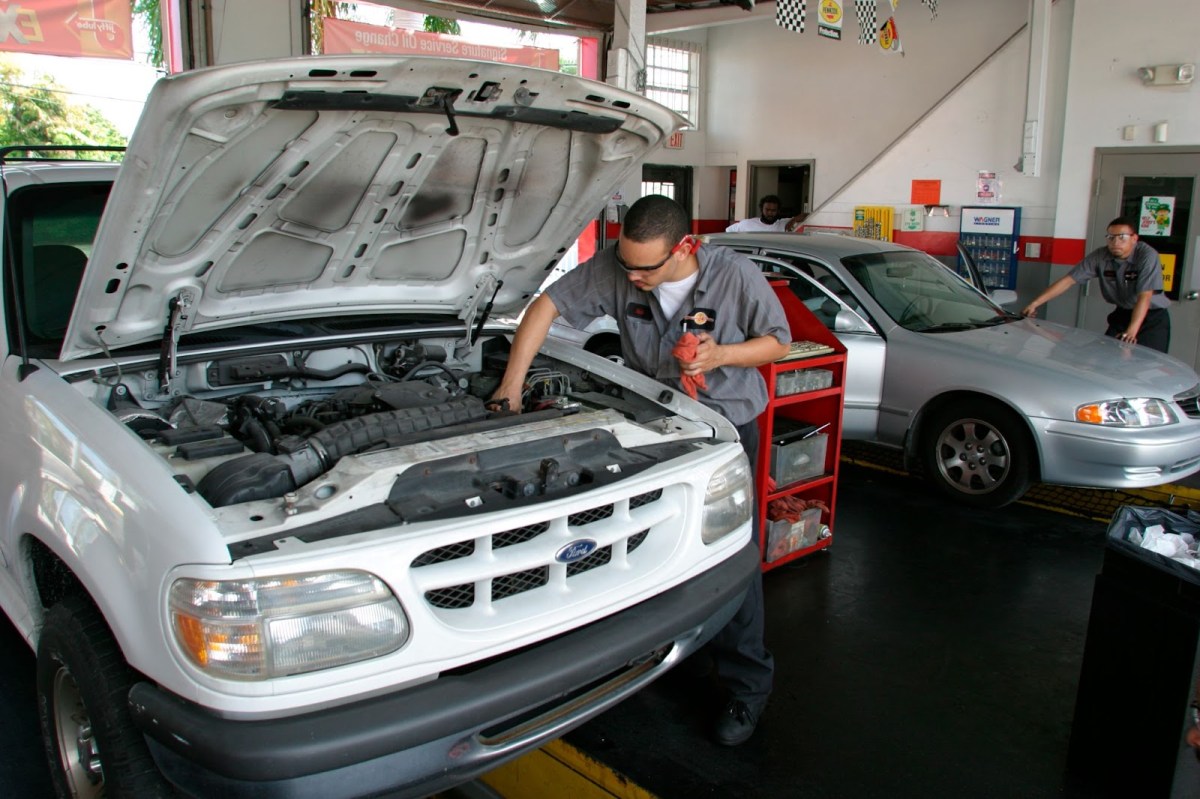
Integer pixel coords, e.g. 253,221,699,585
0,57,126,157
132,0,164,68
423,16,461,35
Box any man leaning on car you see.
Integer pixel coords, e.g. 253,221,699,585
1021,216,1170,353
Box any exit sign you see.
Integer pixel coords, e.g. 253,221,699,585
666,131,684,149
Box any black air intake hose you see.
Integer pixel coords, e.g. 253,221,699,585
197,396,488,507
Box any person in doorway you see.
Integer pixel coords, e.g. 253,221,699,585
726,194,808,233
491,194,790,746
1021,217,1170,353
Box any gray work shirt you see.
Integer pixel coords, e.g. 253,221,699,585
1068,241,1170,310
547,244,791,426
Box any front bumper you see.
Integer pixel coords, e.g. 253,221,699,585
1037,418,1200,488
129,541,759,799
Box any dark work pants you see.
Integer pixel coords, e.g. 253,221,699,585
1106,306,1170,353
708,418,775,714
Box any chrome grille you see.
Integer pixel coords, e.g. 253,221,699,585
1175,384,1200,419
413,488,670,612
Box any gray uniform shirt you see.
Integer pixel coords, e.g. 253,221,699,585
547,244,791,426
1068,241,1170,310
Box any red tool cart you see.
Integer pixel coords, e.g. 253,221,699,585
756,281,847,571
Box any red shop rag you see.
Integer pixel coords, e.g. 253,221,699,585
672,331,708,400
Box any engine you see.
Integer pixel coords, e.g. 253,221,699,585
110,337,640,509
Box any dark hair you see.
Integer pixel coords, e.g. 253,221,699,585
1107,216,1137,232
759,194,781,208
623,194,689,245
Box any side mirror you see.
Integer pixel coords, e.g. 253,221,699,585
834,309,873,333
989,289,1018,308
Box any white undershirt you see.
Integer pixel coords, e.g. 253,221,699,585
654,271,700,319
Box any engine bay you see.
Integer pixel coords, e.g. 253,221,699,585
96,333,691,523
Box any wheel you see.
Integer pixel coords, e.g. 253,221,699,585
919,399,1032,508
898,295,935,326
37,594,174,798
585,335,624,365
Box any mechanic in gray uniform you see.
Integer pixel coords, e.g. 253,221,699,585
492,194,791,746
1021,216,1170,352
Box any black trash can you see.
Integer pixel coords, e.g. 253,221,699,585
1068,506,1200,798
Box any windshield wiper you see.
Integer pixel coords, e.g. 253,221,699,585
978,313,1020,327
913,322,983,333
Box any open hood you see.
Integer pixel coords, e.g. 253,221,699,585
61,56,683,360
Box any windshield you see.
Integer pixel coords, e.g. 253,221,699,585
842,251,1011,332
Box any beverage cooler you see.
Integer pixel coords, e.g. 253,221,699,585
958,206,1021,290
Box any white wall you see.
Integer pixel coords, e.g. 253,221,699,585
817,0,1073,241
702,0,1030,220
1056,0,1200,238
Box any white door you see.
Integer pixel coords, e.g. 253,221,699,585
1089,150,1200,368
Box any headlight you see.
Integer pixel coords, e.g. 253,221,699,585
170,571,408,680
1075,397,1177,427
701,453,753,544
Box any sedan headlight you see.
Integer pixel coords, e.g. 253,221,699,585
1075,398,1177,427
170,571,408,680
701,453,753,544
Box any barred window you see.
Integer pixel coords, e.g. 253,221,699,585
645,39,700,129
641,181,675,199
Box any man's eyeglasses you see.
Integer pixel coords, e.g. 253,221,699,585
1105,233,1133,242
615,237,691,273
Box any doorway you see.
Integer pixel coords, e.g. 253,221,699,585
1089,149,1200,368
748,161,813,222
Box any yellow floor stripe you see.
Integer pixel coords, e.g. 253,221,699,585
480,740,657,799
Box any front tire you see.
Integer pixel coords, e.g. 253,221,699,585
920,399,1033,508
37,594,174,798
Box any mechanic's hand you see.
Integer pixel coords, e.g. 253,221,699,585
1116,329,1138,344
488,384,523,414
680,332,723,376
1021,303,1039,318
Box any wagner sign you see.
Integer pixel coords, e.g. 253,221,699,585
0,0,132,60
324,18,560,70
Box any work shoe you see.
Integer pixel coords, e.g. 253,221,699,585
714,699,760,746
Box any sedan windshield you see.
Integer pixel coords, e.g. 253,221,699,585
842,251,1011,332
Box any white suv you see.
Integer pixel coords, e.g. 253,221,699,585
0,56,758,798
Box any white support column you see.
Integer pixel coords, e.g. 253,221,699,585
1019,0,1051,177
607,0,647,94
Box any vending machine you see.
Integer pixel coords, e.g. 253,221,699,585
958,206,1021,290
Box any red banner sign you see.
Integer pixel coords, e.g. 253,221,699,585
0,0,133,60
324,18,560,71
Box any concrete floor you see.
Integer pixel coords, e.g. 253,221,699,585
1,459,1193,798
564,460,1115,798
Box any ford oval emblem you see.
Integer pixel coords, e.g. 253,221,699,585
556,539,598,564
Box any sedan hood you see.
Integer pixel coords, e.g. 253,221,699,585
936,317,1198,397
61,56,683,360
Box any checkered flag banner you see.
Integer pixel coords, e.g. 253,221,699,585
776,0,806,32
855,0,878,44
921,0,938,18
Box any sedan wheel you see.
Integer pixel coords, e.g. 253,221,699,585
921,399,1032,508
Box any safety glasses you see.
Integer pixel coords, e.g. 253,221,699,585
615,237,692,273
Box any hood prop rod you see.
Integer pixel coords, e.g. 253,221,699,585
158,291,192,394
471,279,503,347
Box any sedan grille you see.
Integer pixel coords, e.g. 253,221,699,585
414,488,674,616
1176,385,1200,419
